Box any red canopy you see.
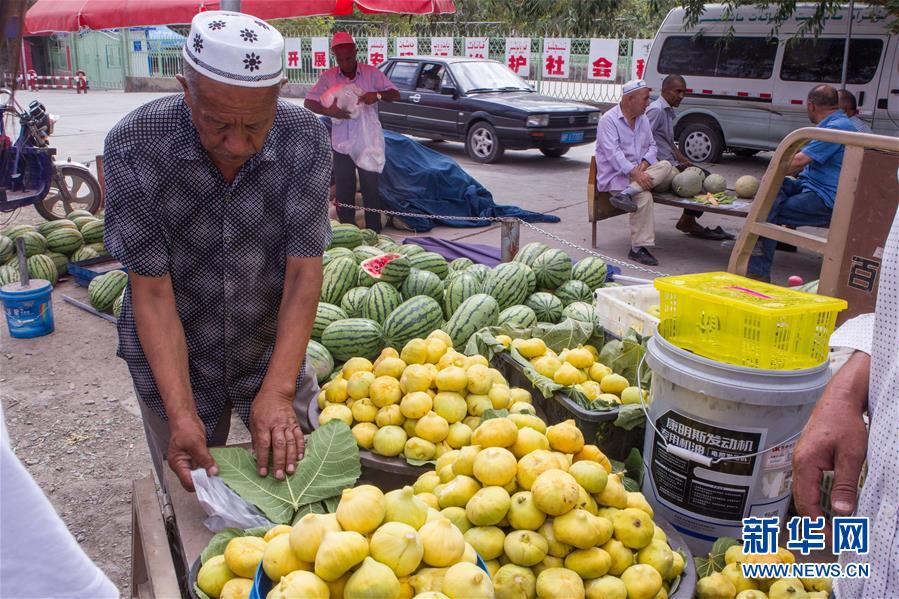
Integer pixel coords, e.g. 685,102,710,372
25,0,455,34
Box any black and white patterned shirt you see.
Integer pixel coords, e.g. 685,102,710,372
103,95,332,438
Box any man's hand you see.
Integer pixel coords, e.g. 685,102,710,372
630,165,654,191
359,92,380,105
167,414,218,492
249,389,305,480
329,105,352,119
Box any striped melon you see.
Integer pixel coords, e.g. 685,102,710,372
445,293,500,349
571,257,608,290
383,295,444,349
444,272,481,318
70,246,100,262
20,231,47,257
37,219,78,236
532,248,572,290
80,220,105,244
326,247,355,262
89,270,128,312
0,236,12,263
340,286,371,318
357,267,378,288
498,305,538,329
0,264,20,286
2,224,37,240
465,264,491,286
313,302,348,341
554,279,594,306
401,269,444,301
362,282,403,323
505,262,537,294
66,209,94,220
409,252,449,280
482,262,530,310
525,292,564,323
396,244,425,257
45,228,84,255
320,257,358,305
513,242,548,267
360,228,378,246
321,318,384,362
360,253,410,285
72,216,99,230
563,301,595,324
306,339,335,384
86,243,109,257
329,223,364,249
352,245,383,264
113,290,125,319
46,252,68,277
450,257,474,272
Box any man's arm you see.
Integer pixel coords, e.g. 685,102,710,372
360,89,400,105
787,151,813,176
642,120,658,165
304,98,350,120
596,118,636,176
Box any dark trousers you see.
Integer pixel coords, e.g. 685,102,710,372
334,151,383,232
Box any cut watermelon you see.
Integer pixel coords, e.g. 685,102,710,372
360,253,410,285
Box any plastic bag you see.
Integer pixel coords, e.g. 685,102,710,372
321,83,363,118
191,468,271,532
324,83,386,174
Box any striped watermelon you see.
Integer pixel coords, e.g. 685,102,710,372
320,257,358,305
360,228,378,245
329,223,365,249
113,290,125,319
45,228,84,255
482,262,530,310
532,248,572,290
357,267,378,288
72,216,99,230
376,241,400,253
20,231,47,257
313,303,348,341
326,247,355,261
401,269,444,301
396,244,425,257
445,293,500,349
450,257,474,272
362,282,403,323
37,219,78,236
360,253,410,285
572,257,608,290
80,220,105,244
46,252,69,277
498,304,538,329
86,243,109,257
513,242,548,267
306,339,335,384
71,246,100,262
444,272,481,318
562,301,594,324
321,318,384,361
383,295,444,349
322,252,333,269
409,252,449,280
352,245,383,264
340,286,371,318
89,270,128,312
376,234,395,247
525,292,564,323
0,236,12,263
66,209,94,220
554,279,593,306
2,224,37,240
465,264,491,286
0,265,19,285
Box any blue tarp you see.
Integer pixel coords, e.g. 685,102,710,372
379,131,561,232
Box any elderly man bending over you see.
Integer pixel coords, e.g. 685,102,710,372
595,79,676,266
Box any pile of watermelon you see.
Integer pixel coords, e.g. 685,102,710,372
0,210,108,287
309,223,609,383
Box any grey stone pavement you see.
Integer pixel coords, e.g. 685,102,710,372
11,88,825,283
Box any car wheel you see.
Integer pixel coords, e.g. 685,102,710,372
732,147,760,157
466,121,504,163
540,147,570,158
678,121,724,163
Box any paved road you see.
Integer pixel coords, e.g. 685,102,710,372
11,88,824,283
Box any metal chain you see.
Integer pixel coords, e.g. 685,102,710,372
334,202,670,277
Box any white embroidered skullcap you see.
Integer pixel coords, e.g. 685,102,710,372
182,11,284,88
622,79,648,95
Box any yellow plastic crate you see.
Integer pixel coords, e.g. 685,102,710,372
654,272,847,370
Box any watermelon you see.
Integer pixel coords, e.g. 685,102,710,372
498,305,537,329
89,270,128,312
376,234,395,246
46,252,68,277
80,220,105,244
445,293,500,349
449,257,474,272
703,173,727,194
0,236,12,263
396,244,425,257
357,268,378,288
383,295,444,349
71,246,100,262
306,339,335,384
66,209,94,220
481,262,529,310
672,170,704,198
362,282,403,323
562,301,594,323
571,257,608,290
360,253,410,285
313,302,348,341
113,290,125,319
515,263,537,295
86,242,110,257
513,242,548,267
532,248,572,290
72,216,99,230
409,252,449,280
360,228,378,245
320,257,358,305
401,269,444,301
465,264,491,286
45,228,84,255
37,219,78,236
554,279,594,306
352,245,383,264
525,292,564,323
0,265,19,286
444,272,481,318
329,223,364,249
2,224,37,240
327,247,355,261
340,286,371,318
19,231,47,257
322,253,333,269
321,318,384,362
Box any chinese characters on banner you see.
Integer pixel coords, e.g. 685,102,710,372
311,37,329,69
465,37,489,59
631,39,652,80
284,38,302,69
504,38,531,76
395,37,417,57
542,38,571,79
431,37,454,57
367,37,388,67
588,38,619,81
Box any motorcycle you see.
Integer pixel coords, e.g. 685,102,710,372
0,88,102,220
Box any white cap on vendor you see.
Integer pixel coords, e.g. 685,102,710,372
622,79,648,95
182,11,284,88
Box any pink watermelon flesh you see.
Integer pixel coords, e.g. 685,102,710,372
361,253,402,278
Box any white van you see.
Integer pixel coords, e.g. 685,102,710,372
644,4,898,162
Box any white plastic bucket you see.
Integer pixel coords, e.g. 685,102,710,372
640,333,830,555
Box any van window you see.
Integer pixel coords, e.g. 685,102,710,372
780,38,884,84
658,36,778,79
388,61,419,89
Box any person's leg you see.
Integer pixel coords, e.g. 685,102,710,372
357,166,383,232
628,190,657,265
748,181,824,279
611,161,674,213
333,151,357,225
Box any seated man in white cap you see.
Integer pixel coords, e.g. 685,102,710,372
594,79,677,266
104,11,327,492
305,32,400,233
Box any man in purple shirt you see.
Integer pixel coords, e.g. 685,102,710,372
595,80,676,266
305,33,400,232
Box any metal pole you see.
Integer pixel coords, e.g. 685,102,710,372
840,0,855,90
500,218,520,262
220,0,242,11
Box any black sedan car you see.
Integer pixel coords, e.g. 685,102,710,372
377,56,602,163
